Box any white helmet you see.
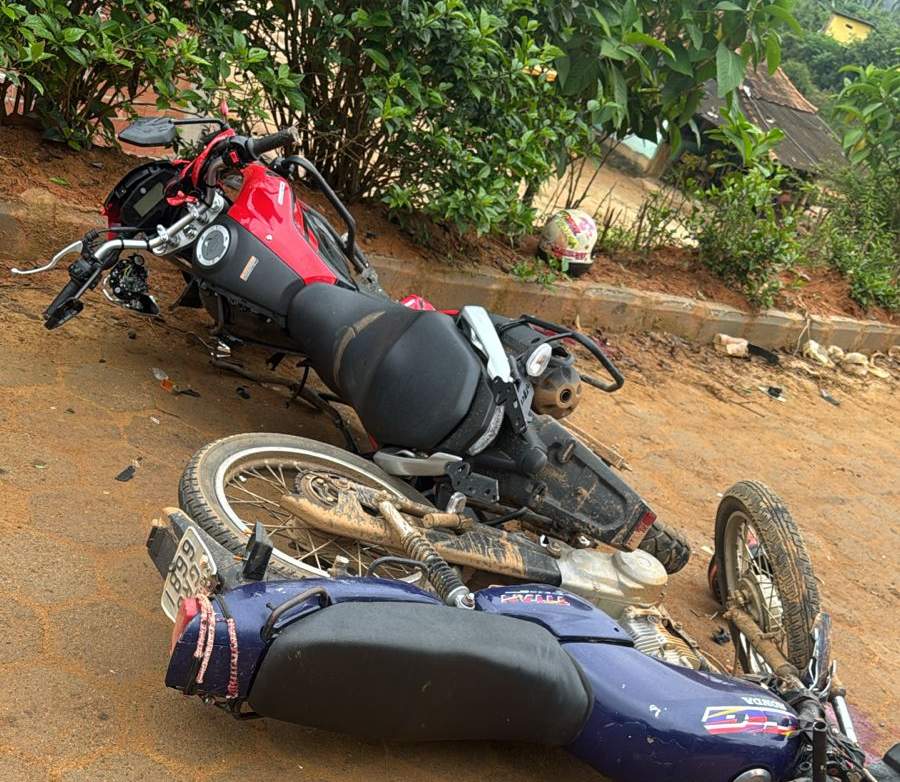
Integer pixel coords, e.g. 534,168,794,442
539,209,597,277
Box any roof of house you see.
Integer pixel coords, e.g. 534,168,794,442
698,66,846,173
827,10,876,28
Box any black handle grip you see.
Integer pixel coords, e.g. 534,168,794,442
246,127,298,159
44,278,81,319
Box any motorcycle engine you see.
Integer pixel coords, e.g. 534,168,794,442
617,606,706,670
556,547,706,670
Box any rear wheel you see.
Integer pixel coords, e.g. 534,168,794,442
638,520,691,574
179,433,430,580
714,481,820,674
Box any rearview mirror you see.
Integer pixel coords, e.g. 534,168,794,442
118,117,178,148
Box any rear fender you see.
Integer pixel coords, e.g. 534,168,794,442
488,416,654,547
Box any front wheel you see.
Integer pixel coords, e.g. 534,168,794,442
714,481,820,674
178,433,431,580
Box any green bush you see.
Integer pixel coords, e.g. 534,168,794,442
686,106,800,308
191,0,568,238
0,0,204,148
690,166,799,308
191,0,795,237
812,168,899,311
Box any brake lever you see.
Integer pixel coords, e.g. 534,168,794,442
11,240,83,276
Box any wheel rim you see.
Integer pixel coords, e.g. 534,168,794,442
213,446,421,579
721,509,786,675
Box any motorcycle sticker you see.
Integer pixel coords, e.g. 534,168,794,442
500,591,571,606
240,255,260,281
701,705,798,737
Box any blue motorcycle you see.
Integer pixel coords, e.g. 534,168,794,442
147,476,898,782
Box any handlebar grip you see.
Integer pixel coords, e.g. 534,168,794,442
44,278,81,319
246,126,299,159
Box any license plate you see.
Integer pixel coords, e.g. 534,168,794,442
160,527,217,621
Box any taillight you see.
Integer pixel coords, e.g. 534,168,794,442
171,596,200,653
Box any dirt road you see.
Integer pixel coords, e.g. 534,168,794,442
0,260,896,779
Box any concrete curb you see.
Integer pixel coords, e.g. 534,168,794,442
371,255,900,352
1,192,896,352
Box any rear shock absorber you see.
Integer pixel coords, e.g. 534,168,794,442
377,501,474,609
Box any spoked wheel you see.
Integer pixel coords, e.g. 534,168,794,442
714,481,820,675
179,433,431,580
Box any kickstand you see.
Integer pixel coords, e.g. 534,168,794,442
210,359,360,454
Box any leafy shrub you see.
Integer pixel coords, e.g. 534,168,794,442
191,0,568,237
191,0,795,237
812,167,899,311
834,63,900,175
686,106,800,308
689,166,799,307
0,0,205,148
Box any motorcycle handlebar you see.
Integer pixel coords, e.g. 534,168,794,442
44,277,82,318
246,126,299,159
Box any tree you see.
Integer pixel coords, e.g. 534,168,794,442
835,62,900,174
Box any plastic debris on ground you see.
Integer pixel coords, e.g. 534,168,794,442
802,340,832,367
152,367,174,392
152,367,200,396
712,628,730,645
758,385,785,401
819,389,841,406
714,333,749,358
747,344,779,365
841,352,868,377
115,458,142,482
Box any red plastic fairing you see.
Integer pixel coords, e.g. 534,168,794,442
228,163,336,285
400,294,436,311
103,201,122,241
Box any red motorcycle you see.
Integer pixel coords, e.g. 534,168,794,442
14,116,690,582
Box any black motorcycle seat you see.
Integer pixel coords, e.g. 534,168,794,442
287,284,482,450
248,601,592,744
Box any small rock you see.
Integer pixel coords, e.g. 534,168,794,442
236,386,251,400
127,330,137,340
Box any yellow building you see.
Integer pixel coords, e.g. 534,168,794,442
823,11,875,44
